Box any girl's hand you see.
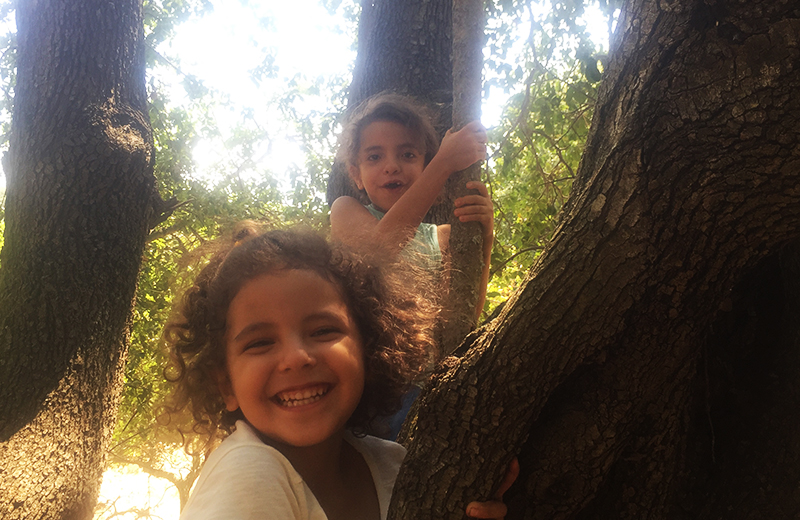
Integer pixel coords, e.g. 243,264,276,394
465,458,520,519
454,181,493,231
454,181,495,260
435,121,487,174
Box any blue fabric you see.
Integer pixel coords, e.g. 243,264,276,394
388,386,422,441
365,204,442,269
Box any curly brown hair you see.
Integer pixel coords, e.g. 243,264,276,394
163,223,438,447
337,92,441,171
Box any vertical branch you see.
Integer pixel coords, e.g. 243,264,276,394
441,0,486,354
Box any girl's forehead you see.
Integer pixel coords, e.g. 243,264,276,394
231,268,352,316
358,120,424,151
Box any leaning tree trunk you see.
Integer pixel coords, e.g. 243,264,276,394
0,1,155,518
389,0,800,518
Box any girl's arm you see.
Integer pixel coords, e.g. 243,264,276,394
331,121,487,257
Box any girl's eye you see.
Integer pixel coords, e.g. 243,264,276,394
311,327,342,340
243,339,274,352
366,153,380,162
402,151,417,159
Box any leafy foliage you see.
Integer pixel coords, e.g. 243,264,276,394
481,0,619,315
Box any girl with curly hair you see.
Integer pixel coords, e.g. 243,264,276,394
163,224,513,520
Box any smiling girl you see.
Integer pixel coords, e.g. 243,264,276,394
164,224,513,520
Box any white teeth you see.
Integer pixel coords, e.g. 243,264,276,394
276,386,329,407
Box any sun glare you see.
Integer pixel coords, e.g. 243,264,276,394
151,0,356,191
94,465,179,520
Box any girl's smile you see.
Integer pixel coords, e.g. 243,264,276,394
220,269,365,448
272,383,331,407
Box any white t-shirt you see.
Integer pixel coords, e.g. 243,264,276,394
180,420,406,520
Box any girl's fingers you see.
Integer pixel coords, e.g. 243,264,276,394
456,210,492,225
465,500,507,519
455,207,492,220
465,181,490,196
464,120,486,133
454,195,492,208
464,459,519,519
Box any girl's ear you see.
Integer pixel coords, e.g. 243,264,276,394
348,164,364,191
216,369,240,412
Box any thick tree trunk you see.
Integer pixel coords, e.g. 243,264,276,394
0,1,155,518
389,0,800,518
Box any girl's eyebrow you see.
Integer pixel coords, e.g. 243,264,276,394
232,322,274,342
362,142,419,152
303,310,349,325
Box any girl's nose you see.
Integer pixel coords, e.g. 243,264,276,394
383,157,400,174
278,338,317,372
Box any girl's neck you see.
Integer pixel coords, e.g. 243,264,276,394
258,427,380,520
259,428,348,488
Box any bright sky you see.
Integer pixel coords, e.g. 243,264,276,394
150,0,357,190
146,0,612,191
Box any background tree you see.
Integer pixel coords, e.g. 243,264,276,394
442,0,489,352
0,0,158,518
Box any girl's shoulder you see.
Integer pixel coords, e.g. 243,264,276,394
330,196,375,221
181,422,322,520
330,195,368,215
344,433,407,520
330,197,379,242
346,431,407,462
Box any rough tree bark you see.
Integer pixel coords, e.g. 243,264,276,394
385,0,800,518
0,1,156,518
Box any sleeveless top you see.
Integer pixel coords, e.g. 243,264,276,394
365,204,442,269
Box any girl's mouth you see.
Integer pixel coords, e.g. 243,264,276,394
383,181,403,190
273,384,331,407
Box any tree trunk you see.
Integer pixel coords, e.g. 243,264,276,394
0,0,155,518
440,0,487,353
387,0,800,518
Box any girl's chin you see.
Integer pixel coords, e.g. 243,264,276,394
256,428,345,450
